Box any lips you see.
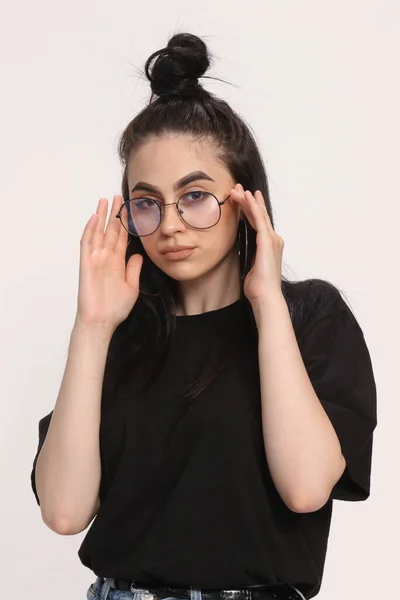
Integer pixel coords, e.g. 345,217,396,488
160,246,196,254
161,246,196,260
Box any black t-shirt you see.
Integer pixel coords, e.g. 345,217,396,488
31,282,377,599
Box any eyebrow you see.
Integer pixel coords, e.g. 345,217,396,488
130,170,216,195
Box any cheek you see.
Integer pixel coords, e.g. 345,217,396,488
217,205,240,245
140,238,158,262
202,218,238,260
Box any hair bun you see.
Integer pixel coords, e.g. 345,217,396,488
145,33,211,98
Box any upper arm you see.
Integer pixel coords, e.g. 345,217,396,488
31,411,53,507
45,495,101,535
298,288,378,502
31,411,101,532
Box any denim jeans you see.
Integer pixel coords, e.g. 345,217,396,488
86,578,203,600
86,577,307,600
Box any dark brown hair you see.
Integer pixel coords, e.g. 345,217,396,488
104,32,348,401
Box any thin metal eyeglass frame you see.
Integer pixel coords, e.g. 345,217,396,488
115,192,231,237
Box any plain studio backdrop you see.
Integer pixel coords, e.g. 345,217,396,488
0,1,398,598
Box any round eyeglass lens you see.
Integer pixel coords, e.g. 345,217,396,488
178,192,220,229
121,197,161,236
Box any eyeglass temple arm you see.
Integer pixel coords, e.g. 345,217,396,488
218,194,231,206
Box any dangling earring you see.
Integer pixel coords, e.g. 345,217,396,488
237,219,248,280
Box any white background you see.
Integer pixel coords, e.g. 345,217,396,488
1,1,398,598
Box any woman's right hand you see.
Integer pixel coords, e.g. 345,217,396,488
75,195,143,334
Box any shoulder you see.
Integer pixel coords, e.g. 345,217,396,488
281,277,360,341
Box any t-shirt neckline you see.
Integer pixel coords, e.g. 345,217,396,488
174,298,242,321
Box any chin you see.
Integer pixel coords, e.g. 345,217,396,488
162,265,206,281
153,257,208,281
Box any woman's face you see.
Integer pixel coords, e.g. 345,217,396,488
126,134,241,282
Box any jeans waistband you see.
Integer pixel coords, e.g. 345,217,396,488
105,578,307,600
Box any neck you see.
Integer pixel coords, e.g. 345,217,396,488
175,247,241,316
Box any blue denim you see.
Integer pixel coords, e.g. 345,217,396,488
86,578,203,600
86,577,307,600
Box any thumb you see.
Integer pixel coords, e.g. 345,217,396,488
126,253,143,287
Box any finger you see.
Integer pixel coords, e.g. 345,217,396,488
91,198,108,249
115,199,130,255
103,195,125,250
244,190,270,234
229,186,255,227
236,185,266,229
229,187,249,210
80,211,99,259
254,190,264,205
254,190,274,232
126,252,143,287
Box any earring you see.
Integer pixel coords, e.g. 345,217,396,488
238,219,248,280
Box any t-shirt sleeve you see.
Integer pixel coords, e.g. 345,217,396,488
31,410,53,506
298,290,377,502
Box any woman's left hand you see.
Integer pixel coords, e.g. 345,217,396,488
229,183,284,306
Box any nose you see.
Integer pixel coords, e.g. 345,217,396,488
159,202,186,235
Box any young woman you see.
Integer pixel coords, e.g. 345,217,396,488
31,33,377,600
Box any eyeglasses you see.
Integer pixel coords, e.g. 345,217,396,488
115,191,231,237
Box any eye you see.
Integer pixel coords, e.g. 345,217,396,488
132,197,158,210
181,191,211,204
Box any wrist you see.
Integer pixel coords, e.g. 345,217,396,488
250,292,288,327
72,318,115,343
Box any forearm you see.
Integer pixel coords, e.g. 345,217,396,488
253,293,346,512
